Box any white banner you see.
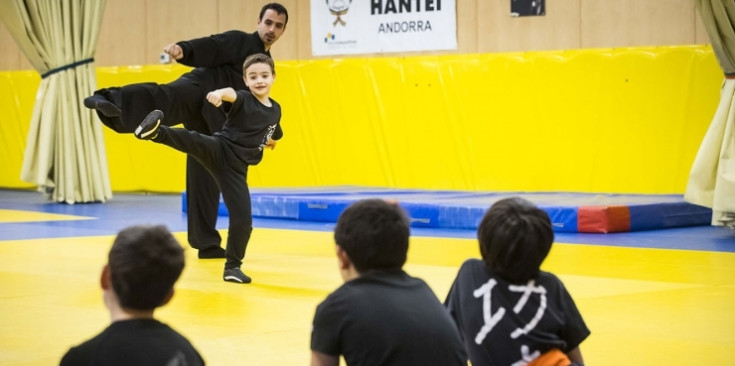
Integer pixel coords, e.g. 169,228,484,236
311,0,457,56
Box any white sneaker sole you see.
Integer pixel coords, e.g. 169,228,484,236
224,275,244,283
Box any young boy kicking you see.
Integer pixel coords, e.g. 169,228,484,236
134,53,282,284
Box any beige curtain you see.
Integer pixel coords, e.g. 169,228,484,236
686,0,735,227
0,0,111,203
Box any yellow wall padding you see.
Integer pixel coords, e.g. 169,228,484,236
0,46,722,194
0,71,37,189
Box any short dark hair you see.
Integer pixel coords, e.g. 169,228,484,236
477,197,553,283
260,3,289,25
243,53,275,76
334,199,410,273
108,225,185,310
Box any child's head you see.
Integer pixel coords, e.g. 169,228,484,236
243,53,275,96
108,225,185,311
334,199,410,273
477,197,553,283
243,53,275,76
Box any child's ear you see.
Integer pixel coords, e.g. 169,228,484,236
100,264,112,290
160,288,175,307
336,245,351,270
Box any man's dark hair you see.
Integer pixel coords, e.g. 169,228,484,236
243,53,275,75
477,197,553,283
108,225,185,310
334,199,410,273
260,3,289,25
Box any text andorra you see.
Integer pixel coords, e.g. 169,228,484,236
378,20,433,33
371,0,443,14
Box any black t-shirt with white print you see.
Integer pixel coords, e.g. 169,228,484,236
445,259,590,366
216,89,282,165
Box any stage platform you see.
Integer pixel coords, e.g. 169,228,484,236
183,187,712,233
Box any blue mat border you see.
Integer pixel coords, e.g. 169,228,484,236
182,187,712,233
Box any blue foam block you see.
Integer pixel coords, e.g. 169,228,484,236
181,187,711,233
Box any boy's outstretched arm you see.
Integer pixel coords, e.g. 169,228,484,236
206,87,237,107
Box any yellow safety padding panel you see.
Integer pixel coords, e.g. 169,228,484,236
0,71,38,189
0,46,722,194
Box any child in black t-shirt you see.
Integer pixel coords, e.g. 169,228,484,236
445,197,590,366
134,53,283,284
60,225,204,365
311,199,467,366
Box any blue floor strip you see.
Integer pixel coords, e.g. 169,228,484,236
2,189,733,252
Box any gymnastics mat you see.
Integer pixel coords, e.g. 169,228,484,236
181,187,712,233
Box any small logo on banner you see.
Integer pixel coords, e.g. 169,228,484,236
326,0,352,27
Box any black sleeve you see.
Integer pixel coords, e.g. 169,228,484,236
311,296,342,356
222,90,248,116
273,102,283,140
556,278,591,351
444,261,469,332
176,30,246,68
273,123,283,140
59,347,82,366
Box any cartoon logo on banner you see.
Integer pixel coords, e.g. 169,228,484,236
326,0,352,27
312,0,457,56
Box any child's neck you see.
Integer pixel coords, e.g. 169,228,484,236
255,94,271,107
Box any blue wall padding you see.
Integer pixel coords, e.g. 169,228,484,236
297,200,350,222
544,206,580,233
437,205,486,230
252,194,301,219
401,203,441,228
182,187,712,233
628,202,713,231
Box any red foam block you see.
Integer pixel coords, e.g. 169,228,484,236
577,205,631,233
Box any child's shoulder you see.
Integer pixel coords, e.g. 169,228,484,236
458,258,488,277
536,270,566,288
460,258,484,269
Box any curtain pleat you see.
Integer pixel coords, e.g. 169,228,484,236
686,0,735,227
0,0,110,203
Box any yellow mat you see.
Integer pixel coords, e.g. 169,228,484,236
0,228,733,365
0,208,91,223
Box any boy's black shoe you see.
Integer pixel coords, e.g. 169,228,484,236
198,246,226,259
223,268,252,284
83,94,121,117
135,110,163,140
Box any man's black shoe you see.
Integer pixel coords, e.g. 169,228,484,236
198,246,226,259
83,94,121,117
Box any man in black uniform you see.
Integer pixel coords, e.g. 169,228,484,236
84,3,288,259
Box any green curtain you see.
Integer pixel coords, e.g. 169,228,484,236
686,0,735,227
0,0,111,203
